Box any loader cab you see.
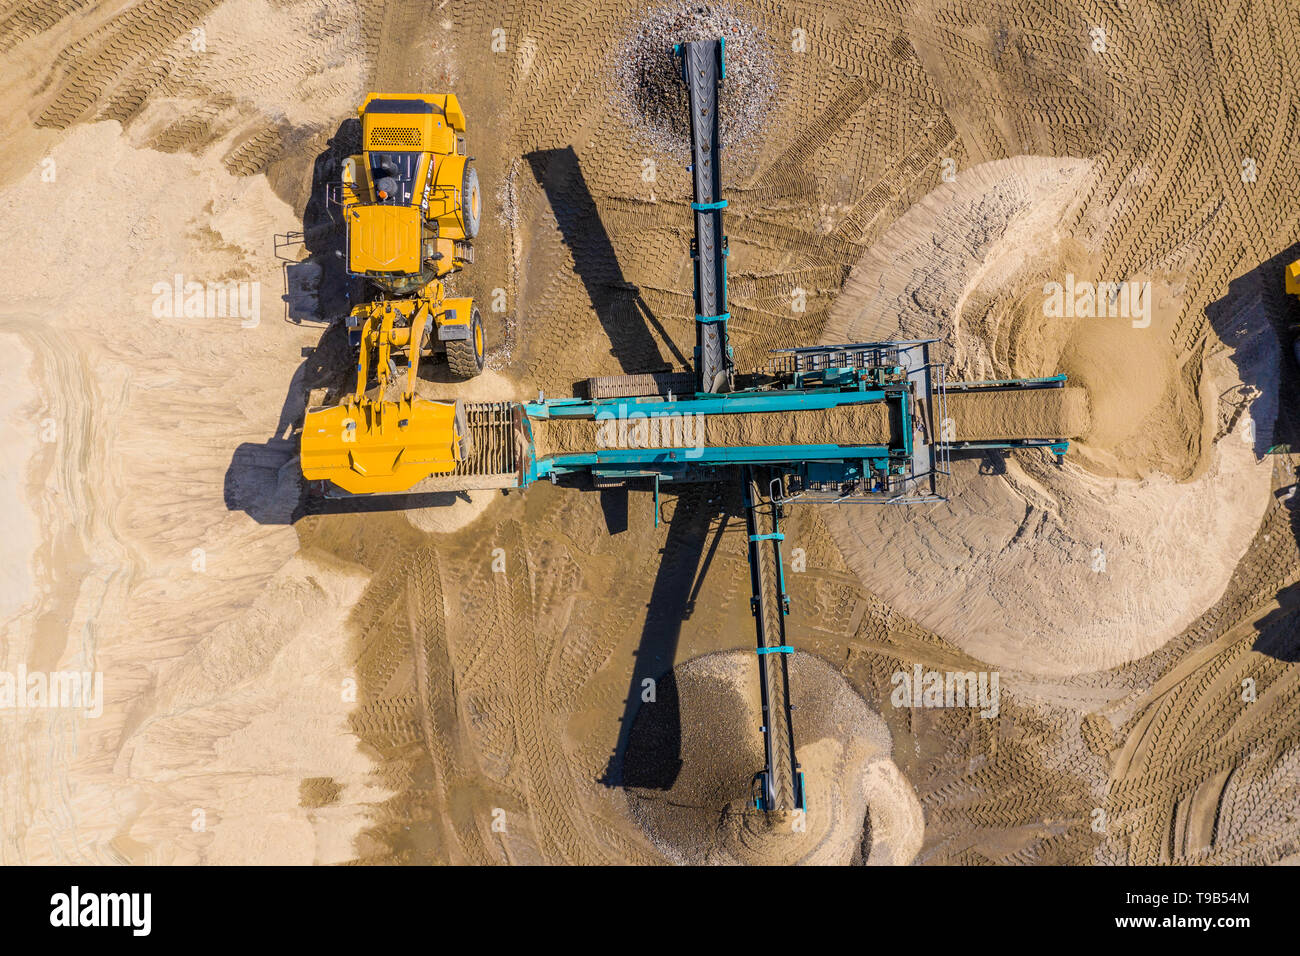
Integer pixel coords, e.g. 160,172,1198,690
369,153,418,205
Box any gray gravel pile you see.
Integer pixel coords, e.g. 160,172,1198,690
611,1,778,162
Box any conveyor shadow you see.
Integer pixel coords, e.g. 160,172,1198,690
599,487,628,535
526,146,688,375
603,484,735,790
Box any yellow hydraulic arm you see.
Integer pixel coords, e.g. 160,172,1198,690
301,301,469,494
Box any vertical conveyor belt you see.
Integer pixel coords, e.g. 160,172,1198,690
743,469,804,815
678,39,733,394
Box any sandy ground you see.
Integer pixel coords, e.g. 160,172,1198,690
0,118,393,863
1,0,1298,867
625,651,921,865
823,155,1280,675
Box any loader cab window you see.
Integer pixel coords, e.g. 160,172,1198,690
369,151,420,205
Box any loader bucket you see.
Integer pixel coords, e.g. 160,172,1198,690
301,396,467,494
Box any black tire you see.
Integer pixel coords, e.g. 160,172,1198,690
445,305,485,378
461,162,481,239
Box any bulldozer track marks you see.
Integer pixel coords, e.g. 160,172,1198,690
406,546,498,864
487,522,611,865
29,0,223,130
1088,499,1300,864
222,123,287,177
374,0,1300,864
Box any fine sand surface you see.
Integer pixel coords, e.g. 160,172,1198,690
942,387,1091,441
0,119,395,863
2,0,1298,868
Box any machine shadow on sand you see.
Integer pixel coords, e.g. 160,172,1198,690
278,119,360,326
1205,243,1299,460
1253,580,1300,662
226,121,357,525
1206,244,1300,660
525,146,689,381
603,486,739,791
524,141,748,790
226,325,482,524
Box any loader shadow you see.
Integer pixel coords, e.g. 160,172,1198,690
1213,246,1300,658
225,313,349,524
1254,460,1300,661
224,358,313,525
279,119,361,325
1204,242,1300,460
605,484,736,791
526,146,689,377
1252,579,1300,662
228,123,364,523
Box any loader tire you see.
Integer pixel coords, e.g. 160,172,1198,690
462,163,481,239
445,306,485,378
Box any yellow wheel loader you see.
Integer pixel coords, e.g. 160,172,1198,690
301,93,483,495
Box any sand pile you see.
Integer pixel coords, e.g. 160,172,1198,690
610,0,778,161
821,157,1277,675
623,650,922,865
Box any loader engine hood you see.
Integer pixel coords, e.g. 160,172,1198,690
347,203,422,276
